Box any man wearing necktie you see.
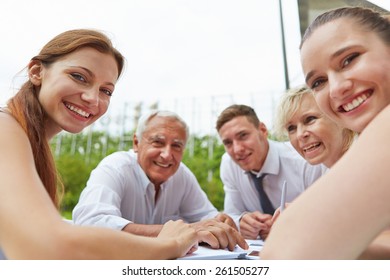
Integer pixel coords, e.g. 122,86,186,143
216,104,325,240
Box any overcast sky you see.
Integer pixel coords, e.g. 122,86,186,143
0,0,300,99
1,0,388,134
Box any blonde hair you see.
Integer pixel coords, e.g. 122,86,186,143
274,85,310,141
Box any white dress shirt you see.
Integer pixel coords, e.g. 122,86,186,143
73,150,218,230
221,140,327,227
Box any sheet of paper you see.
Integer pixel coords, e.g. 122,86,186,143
177,239,264,260
245,239,264,260
177,245,246,260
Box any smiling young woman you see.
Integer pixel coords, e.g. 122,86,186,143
261,7,390,260
0,29,197,260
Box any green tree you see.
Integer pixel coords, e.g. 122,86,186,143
182,135,226,210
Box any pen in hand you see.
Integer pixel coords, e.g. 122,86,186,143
280,180,287,213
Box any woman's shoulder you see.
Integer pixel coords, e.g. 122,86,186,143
0,110,36,195
0,110,24,131
0,111,30,150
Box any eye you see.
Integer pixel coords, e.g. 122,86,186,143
223,140,232,147
70,73,86,82
172,143,184,152
238,132,248,140
305,116,317,124
310,78,327,91
342,53,359,68
286,124,296,134
151,139,164,147
100,88,113,97
154,140,164,145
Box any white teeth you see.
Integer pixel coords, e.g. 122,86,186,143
303,143,320,152
156,162,170,168
342,93,369,112
65,103,90,118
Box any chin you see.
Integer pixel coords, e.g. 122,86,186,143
306,158,322,166
64,127,84,134
239,164,252,172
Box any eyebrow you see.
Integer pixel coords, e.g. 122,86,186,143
148,135,185,146
305,45,357,84
148,135,165,141
305,70,315,85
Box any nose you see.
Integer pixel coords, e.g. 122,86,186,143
81,87,99,106
297,124,309,141
232,141,244,154
328,73,353,100
160,145,173,160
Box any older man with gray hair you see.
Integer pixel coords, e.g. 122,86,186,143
73,110,247,251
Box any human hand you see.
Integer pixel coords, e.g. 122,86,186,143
215,212,238,231
191,218,248,251
239,211,273,240
158,220,198,257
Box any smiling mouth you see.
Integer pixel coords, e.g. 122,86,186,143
155,162,172,168
303,142,321,153
237,154,250,162
340,92,370,112
64,102,91,118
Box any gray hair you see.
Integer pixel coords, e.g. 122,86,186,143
135,110,189,144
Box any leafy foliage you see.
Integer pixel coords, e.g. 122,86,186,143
182,135,226,210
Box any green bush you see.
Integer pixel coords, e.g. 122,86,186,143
56,154,98,214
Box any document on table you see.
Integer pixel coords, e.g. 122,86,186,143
177,239,264,260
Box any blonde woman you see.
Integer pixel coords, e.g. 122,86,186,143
274,85,355,168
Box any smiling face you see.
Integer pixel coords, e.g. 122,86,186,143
286,94,346,168
30,47,119,138
301,18,390,133
218,115,269,172
133,116,187,186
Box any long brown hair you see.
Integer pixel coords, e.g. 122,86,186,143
7,29,124,208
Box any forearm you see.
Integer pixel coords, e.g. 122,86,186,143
5,221,178,260
122,223,164,237
69,225,180,260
